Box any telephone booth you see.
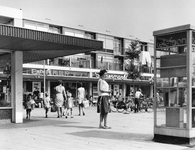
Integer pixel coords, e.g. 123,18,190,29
153,24,195,145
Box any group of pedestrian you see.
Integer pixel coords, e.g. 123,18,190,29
24,80,87,119
24,69,118,130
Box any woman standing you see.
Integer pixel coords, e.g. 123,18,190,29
77,83,85,116
97,69,111,129
54,80,67,118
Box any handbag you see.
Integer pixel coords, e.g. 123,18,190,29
50,105,56,112
83,100,89,108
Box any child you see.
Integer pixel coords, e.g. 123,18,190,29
43,93,51,118
64,89,73,118
26,94,36,120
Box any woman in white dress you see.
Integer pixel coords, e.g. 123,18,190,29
77,83,86,116
54,80,67,118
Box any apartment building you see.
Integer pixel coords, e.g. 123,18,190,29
21,19,154,100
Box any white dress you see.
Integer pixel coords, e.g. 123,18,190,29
55,85,66,107
78,87,85,104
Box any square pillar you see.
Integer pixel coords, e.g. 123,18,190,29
11,51,23,123
122,84,126,98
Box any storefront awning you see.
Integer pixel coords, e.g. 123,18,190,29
0,24,103,63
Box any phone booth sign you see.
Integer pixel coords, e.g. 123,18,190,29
153,24,195,146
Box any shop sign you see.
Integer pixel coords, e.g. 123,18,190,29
156,32,187,53
24,68,89,77
92,72,127,80
50,70,89,77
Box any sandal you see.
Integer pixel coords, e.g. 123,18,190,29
99,125,106,129
104,126,111,129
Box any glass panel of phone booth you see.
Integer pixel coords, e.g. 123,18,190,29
192,43,195,127
192,88,195,128
155,53,187,128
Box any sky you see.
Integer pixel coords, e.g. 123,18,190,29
0,0,195,42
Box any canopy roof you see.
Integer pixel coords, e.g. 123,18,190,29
0,24,103,64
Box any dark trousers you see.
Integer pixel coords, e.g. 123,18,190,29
134,98,139,113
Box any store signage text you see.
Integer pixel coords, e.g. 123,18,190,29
156,32,187,53
92,72,127,80
24,68,89,77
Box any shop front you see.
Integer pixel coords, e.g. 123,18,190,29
91,71,152,101
23,67,91,104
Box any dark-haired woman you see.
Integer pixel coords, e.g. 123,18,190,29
97,69,111,129
54,80,67,118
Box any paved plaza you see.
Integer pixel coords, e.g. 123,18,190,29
0,106,192,150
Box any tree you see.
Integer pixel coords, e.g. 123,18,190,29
125,40,141,80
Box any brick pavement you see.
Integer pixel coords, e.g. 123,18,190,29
0,106,190,150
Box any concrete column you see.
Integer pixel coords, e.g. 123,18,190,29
47,80,50,95
122,84,126,99
150,84,154,98
89,82,92,97
11,51,23,123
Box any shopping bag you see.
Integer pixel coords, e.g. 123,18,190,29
83,100,89,108
50,105,56,112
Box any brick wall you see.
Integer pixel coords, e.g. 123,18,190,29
0,109,12,120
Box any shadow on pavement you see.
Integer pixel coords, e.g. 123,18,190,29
0,117,77,129
58,124,97,129
67,130,153,142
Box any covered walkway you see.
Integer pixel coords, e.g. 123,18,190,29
0,24,102,123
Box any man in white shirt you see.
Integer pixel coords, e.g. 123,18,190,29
134,88,143,113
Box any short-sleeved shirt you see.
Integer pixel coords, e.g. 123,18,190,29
135,91,143,99
97,79,109,96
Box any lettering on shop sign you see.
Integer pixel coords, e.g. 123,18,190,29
23,68,89,77
156,32,187,53
92,72,128,80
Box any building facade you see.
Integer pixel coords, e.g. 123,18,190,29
0,5,154,123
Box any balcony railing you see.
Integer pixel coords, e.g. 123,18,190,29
28,60,153,74
96,61,123,71
71,60,90,68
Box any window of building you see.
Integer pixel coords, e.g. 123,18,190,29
24,20,49,32
49,25,62,34
37,23,48,32
63,27,84,37
97,54,114,70
0,16,14,26
24,20,36,30
114,37,122,55
84,32,95,39
97,34,114,50
74,30,84,38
